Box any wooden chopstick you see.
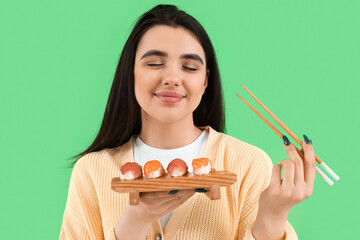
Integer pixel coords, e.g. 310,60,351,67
236,92,333,185
240,84,318,160
239,84,339,181
236,84,340,184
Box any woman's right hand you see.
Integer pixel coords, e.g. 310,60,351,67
134,189,195,222
115,189,195,240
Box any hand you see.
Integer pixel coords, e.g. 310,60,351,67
115,189,195,240
258,134,316,217
131,189,195,223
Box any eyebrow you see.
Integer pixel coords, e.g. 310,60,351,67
140,50,204,65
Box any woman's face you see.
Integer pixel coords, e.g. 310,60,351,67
134,25,209,124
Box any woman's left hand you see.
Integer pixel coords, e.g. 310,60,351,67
258,134,316,217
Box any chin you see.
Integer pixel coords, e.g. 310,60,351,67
155,114,184,123
141,105,197,124
151,109,189,123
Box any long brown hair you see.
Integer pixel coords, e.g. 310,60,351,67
67,4,225,168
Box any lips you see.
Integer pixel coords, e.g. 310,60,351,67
155,91,185,103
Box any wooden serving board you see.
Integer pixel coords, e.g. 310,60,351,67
111,171,237,205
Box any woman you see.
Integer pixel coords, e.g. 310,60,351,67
60,4,315,240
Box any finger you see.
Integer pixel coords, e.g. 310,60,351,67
140,189,193,205
140,191,179,204
180,189,197,195
269,164,282,189
141,191,170,199
161,190,195,207
168,190,179,195
280,159,295,188
142,188,194,199
165,192,194,212
140,194,174,205
195,188,207,193
302,135,316,185
283,135,304,185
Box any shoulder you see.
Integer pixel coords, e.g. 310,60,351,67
72,146,125,178
70,136,135,183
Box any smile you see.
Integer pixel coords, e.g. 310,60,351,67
154,91,185,103
156,95,184,103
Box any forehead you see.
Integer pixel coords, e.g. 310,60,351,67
136,25,205,59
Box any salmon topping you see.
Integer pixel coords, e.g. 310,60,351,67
144,160,165,177
192,158,212,169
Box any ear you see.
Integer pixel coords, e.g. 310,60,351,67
204,69,209,88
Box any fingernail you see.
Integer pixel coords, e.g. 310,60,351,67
168,190,179,195
195,188,207,193
303,134,311,144
282,135,291,146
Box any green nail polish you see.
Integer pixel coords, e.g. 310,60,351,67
303,134,311,144
195,188,207,193
282,135,290,146
168,190,179,195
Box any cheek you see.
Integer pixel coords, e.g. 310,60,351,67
186,81,206,105
188,78,206,95
134,69,158,106
134,70,147,105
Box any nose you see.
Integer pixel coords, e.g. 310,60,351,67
161,65,181,87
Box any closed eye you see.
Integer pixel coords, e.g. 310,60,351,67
147,64,197,71
147,63,163,66
183,66,197,71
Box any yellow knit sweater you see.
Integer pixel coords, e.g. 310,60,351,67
59,126,298,240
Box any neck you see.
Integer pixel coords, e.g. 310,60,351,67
139,113,202,149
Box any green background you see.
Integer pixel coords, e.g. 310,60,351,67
1,0,359,239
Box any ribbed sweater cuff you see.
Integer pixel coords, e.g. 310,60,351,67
107,227,116,240
244,221,298,240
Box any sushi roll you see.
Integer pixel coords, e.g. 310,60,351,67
192,158,214,175
144,160,165,178
167,158,188,177
120,162,143,180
